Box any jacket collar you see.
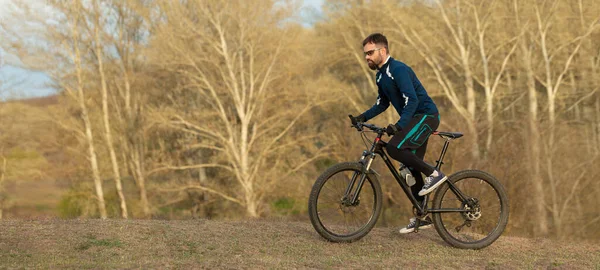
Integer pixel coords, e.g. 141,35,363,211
378,56,392,72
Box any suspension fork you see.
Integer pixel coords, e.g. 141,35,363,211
343,135,381,205
342,156,365,201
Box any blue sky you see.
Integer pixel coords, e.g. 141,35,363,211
0,0,324,100
0,0,57,100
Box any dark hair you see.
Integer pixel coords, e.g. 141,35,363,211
362,33,389,53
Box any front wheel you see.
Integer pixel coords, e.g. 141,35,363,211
308,162,383,242
431,170,509,249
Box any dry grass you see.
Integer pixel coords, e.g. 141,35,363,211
0,218,599,269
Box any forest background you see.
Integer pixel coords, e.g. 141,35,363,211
1,0,599,242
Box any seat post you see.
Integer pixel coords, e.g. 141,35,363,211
435,140,451,170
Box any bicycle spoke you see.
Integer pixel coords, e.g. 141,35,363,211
437,176,504,244
315,169,377,237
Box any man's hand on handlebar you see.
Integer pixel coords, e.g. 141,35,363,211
348,114,366,127
348,115,393,136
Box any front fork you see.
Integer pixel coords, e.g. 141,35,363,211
342,150,375,206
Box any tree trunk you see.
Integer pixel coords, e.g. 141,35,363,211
118,94,150,218
240,114,259,217
597,96,600,154
93,0,128,218
131,145,150,217
524,43,548,236
245,191,259,218
0,155,6,220
485,94,494,155
81,103,108,219
68,11,108,218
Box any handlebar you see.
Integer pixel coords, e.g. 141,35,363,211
348,114,388,135
351,122,388,134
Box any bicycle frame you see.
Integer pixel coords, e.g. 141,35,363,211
342,127,472,216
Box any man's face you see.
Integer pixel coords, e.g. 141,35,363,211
363,42,385,70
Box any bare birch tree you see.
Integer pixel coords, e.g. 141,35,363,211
513,0,548,236
85,0,129,218
106,0,152,217
3,0,111,219
149,0,330,217
62,1,108,219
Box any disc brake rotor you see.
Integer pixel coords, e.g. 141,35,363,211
462,202,482,221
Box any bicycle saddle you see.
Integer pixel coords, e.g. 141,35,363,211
434,131,464,139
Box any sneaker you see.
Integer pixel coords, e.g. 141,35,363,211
399,216,433,234
418,170,448,196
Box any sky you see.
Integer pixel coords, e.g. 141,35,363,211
0,0,325,100
0,0,57,100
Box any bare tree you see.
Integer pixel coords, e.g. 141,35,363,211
0,51,5,217
388,0,481,159
321,4,377,108
534,0,598,142
511,0,600,237
2,0,112,218
513,0,548,236
87,0,129,218
62,1,108,219
106,0,152,217
533,0,598,237
148,0,331,217
470,0,520,154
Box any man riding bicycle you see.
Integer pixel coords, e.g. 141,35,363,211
350,33,447,234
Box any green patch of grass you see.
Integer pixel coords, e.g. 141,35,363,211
172,240,199,259
57,191,87,218
76,234,123,251
487,260,499,268
272,197,303,216
8,251,32,259
273,198,294,210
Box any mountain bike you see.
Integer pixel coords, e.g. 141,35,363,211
308,120,509,249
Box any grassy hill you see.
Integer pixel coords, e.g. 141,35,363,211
1,219,598,269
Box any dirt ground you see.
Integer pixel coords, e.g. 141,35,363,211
1,218,598,269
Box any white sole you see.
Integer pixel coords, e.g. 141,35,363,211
418,176,448,196
399,224,433,234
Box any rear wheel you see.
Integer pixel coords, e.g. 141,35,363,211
431,170,509,249
308,162,383,242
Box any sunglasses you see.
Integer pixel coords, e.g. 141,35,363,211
364,47,383,56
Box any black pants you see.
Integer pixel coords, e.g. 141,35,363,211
385,114,440,204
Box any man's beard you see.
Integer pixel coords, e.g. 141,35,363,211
367,60,378,70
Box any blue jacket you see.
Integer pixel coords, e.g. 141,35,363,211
362,57,438,128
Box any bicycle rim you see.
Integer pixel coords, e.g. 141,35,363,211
315,168,378,238
433,171,508,248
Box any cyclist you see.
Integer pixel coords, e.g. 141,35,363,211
350,33,447,234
